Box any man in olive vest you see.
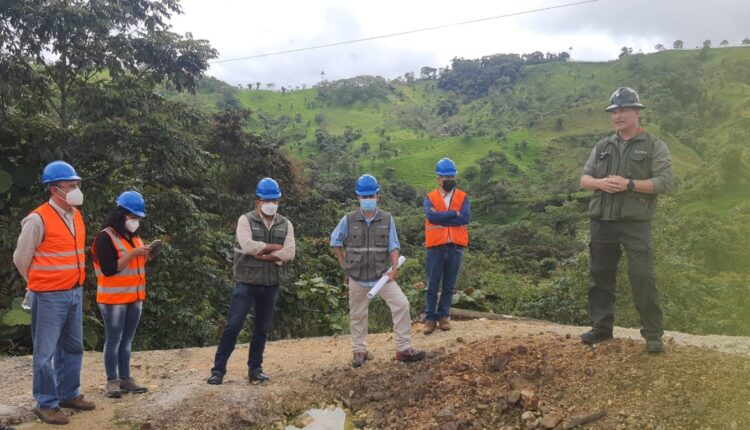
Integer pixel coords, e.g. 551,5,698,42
207,177,295,384
580,87,673,353
13,161,96,425
331,174,426,367
423,158,470,335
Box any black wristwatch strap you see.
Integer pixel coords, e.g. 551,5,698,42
627,179,635,191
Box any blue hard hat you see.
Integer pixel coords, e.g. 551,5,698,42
256,177,281,200
42,161,81,184
435,158,458,176
116,191,146,217
355,174,380,196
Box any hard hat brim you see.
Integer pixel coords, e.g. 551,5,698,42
42,174,82,184
355,188,380,196
605,103,645,112
256,193,282,200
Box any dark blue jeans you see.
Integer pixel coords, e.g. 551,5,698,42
211,283,279,375
424,244,465,321
31,287,84,409
98,301,143,381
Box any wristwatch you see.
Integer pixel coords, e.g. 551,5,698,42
627,179,635,191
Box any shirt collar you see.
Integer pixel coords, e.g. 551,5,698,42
438,187,455,200
48,198,73,218
359,209,379,222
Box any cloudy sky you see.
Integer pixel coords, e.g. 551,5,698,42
169,0,750,88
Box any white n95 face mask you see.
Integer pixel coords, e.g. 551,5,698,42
63,187,84,206
261,203,278,216
125,219,140,233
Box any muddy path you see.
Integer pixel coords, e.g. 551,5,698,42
1,318,749,429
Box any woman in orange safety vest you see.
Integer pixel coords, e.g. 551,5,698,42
92,191,156,399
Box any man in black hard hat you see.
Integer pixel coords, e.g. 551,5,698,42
579,87,673,353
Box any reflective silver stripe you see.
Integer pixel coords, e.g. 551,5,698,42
103,228,129,255
97,286,141,294
95,268,142,277
345,247,388,252
138,285,146,294
425,225,447,231
34,249,85,257
29,264,80,271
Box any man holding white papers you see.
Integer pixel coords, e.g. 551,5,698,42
330,174,426,368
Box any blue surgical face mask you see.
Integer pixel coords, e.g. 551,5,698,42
359,198,377,212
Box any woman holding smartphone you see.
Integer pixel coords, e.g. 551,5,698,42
92,191,154,398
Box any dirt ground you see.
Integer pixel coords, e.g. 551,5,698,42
1,318,749,429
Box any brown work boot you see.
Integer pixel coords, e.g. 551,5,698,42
423,320,437,335
120,378,148,394
33,407,69,425
438,317,451,331
105,379,122,398
352,351,369,368
59,394,96,411
395,347,427,363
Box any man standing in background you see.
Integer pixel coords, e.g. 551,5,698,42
423,158,470,335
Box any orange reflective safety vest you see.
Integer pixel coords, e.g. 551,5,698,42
424,189,469,248
93,227,147,304
27,202,86,292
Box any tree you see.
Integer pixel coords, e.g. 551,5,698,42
743,38,750,46
673,40,684,49
618,46,633,58
256,82,261,90
420,66,437,79
703,39,712,48
655,44,665,51
0,0,216,129
720,40,729,47
0,0,227,350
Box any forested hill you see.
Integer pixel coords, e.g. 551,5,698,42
2,34,749,355
172,45,750,338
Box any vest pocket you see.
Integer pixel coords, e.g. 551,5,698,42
594,152,610,177
626,152,650,179
620,193,655,220
373,254,389,278
587,190,604,219
344,253,364,279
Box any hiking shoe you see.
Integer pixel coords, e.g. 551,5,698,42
423,320,437,335
207,371,223,385
438,317,451,331
581,330,613,345
105,379,122,398
646,338,665,353
120,378,148,394
395,347,426,363
352,351,369,368
59,394,96,411
249,368,270,383
33,407,69,425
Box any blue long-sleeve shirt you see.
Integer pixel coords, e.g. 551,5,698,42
424,191,471,226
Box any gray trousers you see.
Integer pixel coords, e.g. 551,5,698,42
588,220,663,339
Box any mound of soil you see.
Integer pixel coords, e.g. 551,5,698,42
317,332,750,429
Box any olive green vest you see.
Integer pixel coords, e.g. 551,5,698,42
587,132,657,221
233,211,289,286
343,210,392,282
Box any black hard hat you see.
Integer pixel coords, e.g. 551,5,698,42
606,86,645,112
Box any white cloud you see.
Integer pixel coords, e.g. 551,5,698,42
169,0,750,86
